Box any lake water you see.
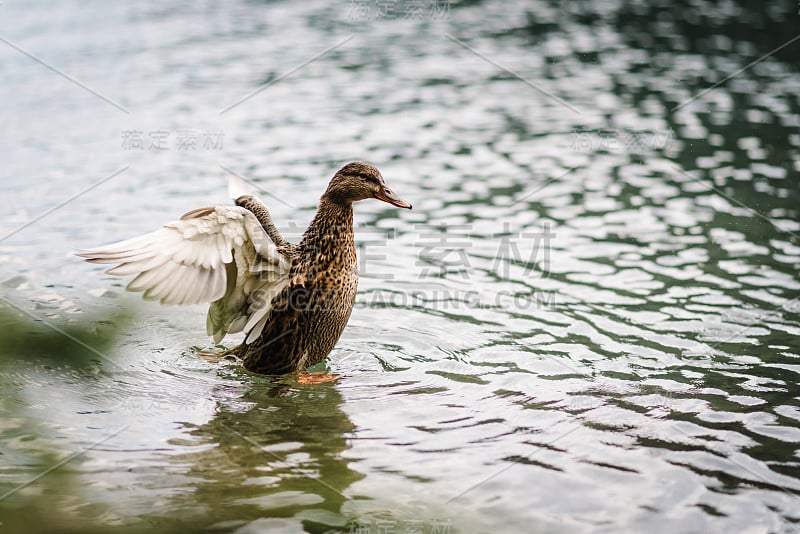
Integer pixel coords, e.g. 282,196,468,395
1,0,799,532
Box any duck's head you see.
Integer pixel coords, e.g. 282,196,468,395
324,162,412,209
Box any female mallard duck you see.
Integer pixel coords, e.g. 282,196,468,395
77,162,411,374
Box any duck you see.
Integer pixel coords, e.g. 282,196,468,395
77,162,411,374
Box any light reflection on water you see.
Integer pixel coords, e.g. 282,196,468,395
1,0,799,532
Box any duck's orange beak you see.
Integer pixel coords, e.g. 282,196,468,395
376,186,412,209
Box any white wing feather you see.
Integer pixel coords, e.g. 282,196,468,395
77,206,292,344
227,170,256,200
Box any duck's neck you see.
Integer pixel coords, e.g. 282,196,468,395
301,196,355,257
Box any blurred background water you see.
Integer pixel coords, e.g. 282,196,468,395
1,0,799,532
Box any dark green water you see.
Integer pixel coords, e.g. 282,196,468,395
1,1,799,532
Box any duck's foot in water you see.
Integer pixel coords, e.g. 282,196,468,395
296,372,338,385
195,346,241,364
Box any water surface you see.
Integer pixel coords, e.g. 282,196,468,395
1,0,799,532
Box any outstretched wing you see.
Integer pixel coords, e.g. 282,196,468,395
76,205,292,344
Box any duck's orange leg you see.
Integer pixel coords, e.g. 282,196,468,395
296,372,338,385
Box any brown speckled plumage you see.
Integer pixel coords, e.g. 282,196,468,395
231,162,411,374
